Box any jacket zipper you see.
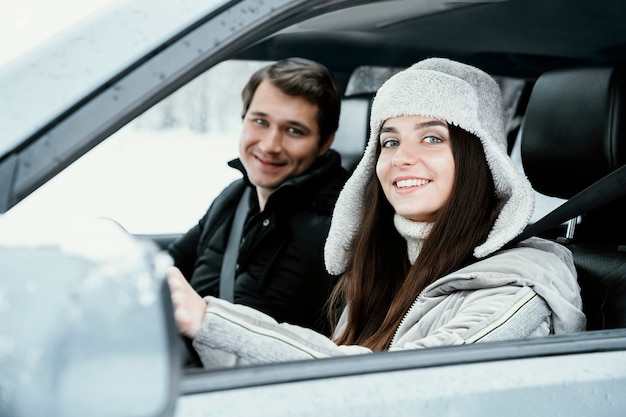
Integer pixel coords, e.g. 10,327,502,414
389,290,424,348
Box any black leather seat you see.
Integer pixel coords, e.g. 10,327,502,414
520,66,626,330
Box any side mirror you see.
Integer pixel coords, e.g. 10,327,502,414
0,218,180,417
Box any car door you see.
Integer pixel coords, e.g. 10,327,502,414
174,330,626,417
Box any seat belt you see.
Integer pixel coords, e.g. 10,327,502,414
508,163,626,246
219,187,251,302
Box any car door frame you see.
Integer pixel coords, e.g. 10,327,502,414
175,329,626,416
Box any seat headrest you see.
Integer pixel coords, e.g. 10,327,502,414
521,67,626,199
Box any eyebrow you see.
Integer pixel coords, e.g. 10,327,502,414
380,120,448,133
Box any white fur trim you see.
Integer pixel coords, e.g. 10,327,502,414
325,58,534,275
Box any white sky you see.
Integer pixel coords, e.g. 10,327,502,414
0,0,120,66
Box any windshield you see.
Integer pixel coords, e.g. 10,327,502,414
0,0,227,158
0,0,120,67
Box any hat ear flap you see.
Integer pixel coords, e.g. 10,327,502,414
324,136,378,275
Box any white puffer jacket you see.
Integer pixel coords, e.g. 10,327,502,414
191,237,584,368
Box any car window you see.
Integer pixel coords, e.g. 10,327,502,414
0,60,271,235
1,0,118,67
344,66,403,95
0,0,233,159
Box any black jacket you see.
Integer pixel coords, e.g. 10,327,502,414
168,150,348,334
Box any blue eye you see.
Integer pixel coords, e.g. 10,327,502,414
423,136,442,143
381,138,399,148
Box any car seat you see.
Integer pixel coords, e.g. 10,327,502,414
520,66,626,330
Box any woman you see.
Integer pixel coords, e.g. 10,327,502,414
168,57,586,367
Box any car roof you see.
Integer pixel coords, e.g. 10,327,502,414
252,0,626,78
236,0,626,79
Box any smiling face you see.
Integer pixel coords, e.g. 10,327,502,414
375,115,455,222
240,80,332,208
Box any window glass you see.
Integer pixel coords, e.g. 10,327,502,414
1,0,232,154
1,60,271,235
344,66,402,95
1,0,119,66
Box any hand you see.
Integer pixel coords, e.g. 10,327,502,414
166,266,208,338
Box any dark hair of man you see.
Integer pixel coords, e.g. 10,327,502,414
328,124,500,350
241,58,341,147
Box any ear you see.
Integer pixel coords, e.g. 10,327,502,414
318,131,335,156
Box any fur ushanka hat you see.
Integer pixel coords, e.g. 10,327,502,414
325,57,535,275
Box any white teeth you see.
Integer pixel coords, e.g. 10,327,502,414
396,179,429,188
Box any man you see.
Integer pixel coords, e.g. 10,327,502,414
168,58,348,344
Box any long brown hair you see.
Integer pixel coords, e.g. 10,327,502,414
328,124,500,350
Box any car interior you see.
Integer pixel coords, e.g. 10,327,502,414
136,0,626,337
236,0,626,334
344,67,626,333
519,66,626,330
134,0,626,337
334,66,626,333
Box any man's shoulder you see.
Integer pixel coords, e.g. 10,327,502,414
200,179,247,224
308,151,350,212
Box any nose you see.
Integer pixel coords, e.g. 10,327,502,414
391,142,417,168
258,127,283,154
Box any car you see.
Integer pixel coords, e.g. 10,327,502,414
1,0,626,416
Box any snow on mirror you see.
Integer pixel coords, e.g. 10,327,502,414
0,218,179,417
